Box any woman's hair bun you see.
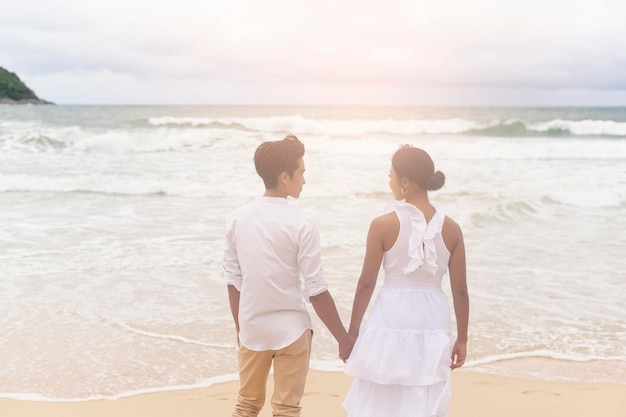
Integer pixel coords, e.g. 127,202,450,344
426,170,445,191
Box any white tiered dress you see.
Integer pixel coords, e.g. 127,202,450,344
343,200,454,417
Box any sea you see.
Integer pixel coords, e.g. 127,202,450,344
1,105,625,401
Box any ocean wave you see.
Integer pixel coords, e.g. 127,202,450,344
116,322,233,349
148,117,253,132
147,115,626,138
0,126,81,151
530,119,626,136
0,373,240,402
3,118,626,158
546,190,624,208
465,118,626,137
471,189,624,226
0,175,224,197
148,115,486,136
465,350,626,368
0,126,256,154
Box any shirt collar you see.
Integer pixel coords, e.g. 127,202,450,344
259,196,288,204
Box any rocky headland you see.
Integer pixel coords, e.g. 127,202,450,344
0,66,53,104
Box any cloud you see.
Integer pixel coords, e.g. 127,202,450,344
2,0,626,104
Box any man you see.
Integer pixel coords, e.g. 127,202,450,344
223,134,353,417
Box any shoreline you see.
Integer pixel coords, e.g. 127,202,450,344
0,98,54,105
1,370,624,417
4,357,623,403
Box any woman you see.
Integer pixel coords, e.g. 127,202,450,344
343,145,469,417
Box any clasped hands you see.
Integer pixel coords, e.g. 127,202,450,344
338,334,358,363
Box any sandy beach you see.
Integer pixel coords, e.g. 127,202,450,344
1,370,624,417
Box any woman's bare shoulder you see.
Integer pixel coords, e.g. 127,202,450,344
442,215,463,252
370,211,399,229
371,211,400,251
443,215,461,232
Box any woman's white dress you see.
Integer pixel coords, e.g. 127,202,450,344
343,200,454,417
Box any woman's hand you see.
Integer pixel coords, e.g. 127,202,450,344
450,340,467,370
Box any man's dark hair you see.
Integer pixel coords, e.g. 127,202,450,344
254,134,305,189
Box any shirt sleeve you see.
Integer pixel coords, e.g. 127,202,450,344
223,217,242,291
297,221,329,301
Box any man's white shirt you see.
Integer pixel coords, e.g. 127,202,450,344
223,196,328,351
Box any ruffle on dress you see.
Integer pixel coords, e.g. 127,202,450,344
384,201,445,275
343,377,451,417
344,324,453,386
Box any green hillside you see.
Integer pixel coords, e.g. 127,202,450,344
0,67,48,103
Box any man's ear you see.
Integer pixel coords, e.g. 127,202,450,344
278,171,289,185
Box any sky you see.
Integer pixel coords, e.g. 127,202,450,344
2,0,626,105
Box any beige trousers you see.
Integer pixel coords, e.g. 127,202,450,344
232,330,312,417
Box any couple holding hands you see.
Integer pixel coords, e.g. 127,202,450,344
224,134,469,417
